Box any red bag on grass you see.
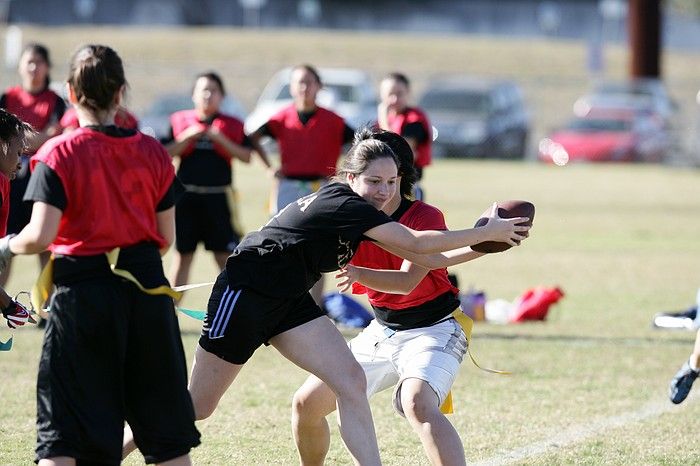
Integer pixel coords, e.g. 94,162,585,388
509,286,564,323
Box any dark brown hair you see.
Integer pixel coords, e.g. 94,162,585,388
291,64,322,86
194,71,226,96
335,130,397,182
358,128,417,199
383,72,410,89
68,45,126,113
0,109,33,152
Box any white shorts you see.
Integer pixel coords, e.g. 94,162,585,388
348,317,467,415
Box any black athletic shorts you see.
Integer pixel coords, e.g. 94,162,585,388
199,269,326,364
35,245,200,464
175,191,239,253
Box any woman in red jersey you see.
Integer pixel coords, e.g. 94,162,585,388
378,72,432,200
248,64,355,305
292,129,509,466
0,43,66,286
0,45,199,465
165,72,258,296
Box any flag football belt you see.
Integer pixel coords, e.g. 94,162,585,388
445,309,511,413
31,250,215,322
31,248,184,317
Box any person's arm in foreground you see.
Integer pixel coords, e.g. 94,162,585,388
364,203,528,256
336,247,484,295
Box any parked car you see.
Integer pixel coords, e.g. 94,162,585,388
418,76,530,159
538,109,669,165
140,93,247,140
244,67,377,134
573,78,677,124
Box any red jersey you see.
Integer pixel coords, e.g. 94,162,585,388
387,106,432,169
351,200,457,310
60,107,139,131
267,104,346,178
31,127,176,255
170,110,245,163
1,87,65,154
0,173,9,236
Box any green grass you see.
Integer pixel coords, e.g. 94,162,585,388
2,158,700,465
1,26,700,465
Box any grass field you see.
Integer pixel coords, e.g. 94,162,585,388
2,157,700,465
0,26,699,465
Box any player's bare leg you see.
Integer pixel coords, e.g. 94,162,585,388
399,378,465,466
272,317,380,466
188,344,243,420
292,375,338,466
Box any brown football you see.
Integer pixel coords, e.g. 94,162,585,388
471,200,535,253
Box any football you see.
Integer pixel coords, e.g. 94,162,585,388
471,200,535,253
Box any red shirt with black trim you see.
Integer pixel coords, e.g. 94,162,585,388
170,109,246,162
31,127,177,255
0,173,9,236
351,200,457,310
266,104,347,178
60,107,139,131
1,85,64,131
386,106,432,168
168,110,250,187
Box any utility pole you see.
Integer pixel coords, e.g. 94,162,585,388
628,0,661,78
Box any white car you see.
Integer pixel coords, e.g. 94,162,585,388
244,67,377,135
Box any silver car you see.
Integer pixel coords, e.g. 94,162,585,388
419,77,530,159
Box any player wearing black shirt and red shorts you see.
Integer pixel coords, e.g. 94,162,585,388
0,45,199,465
183,133,529,464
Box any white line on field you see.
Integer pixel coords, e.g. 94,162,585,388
472,394,695,465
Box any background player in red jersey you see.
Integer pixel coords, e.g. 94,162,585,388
0,43,66,288
0,45,199,465
248,64,355,306
164,72,258,296
292,129,501,466
377,72,432,200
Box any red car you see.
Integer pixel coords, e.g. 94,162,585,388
538,110,668,165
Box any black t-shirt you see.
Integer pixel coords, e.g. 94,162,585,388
226,182,393,297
